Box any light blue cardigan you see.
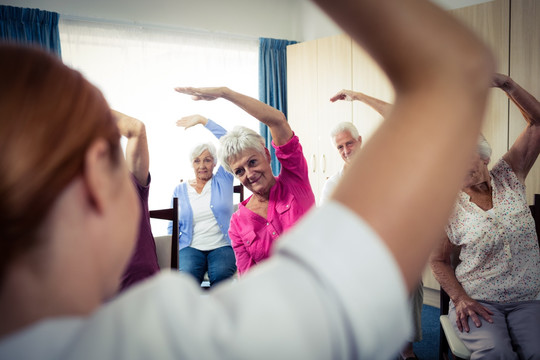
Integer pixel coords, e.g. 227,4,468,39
167,120,234,250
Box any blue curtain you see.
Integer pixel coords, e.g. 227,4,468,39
0,5,61,57
259,37,297,176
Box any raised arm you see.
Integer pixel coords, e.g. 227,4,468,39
176,114,227,139
315,0,495,291
175,87,293,146
113,110,149,186
330,89,392,118
430,237,493,332
494,73,540,182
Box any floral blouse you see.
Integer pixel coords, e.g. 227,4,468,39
446,159,540,303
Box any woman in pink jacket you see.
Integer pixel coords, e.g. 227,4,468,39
175,87,315,274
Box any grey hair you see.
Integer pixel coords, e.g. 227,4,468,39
190,142,217,165
477,133,492,163
218,126,266,174
330,122,360,146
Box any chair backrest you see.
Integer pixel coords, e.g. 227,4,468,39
149,197,178,269
530,194,540,239
234,184,244,203
149,185,242,270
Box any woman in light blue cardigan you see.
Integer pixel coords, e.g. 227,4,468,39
168,115,236,286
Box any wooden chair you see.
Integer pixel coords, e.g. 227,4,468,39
150,197,178,269
438,193,540,360
153,185,243,285
234,184,244,202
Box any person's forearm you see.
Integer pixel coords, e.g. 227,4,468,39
430,260,469,304
221,88,292,145
353,91,392,118
205,119,227,140
114,110,145,139
496,76,540,126
113,110,150,185
220,88,283,126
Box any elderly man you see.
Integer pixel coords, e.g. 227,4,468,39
325,90,423,360
320,89,390,204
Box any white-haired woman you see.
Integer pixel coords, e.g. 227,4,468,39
168,115,236,286
430,73,540,359
174,87,315,275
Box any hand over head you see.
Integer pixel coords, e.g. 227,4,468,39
176,114,208,129
491,73,510,88
174,86,226,101
330,89,356,102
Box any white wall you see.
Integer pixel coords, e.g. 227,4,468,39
1,0,494,41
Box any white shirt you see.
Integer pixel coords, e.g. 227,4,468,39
320,169,343,205
0,202,411,360
188,181,229,251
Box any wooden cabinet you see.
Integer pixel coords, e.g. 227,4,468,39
351,43,393,140
508,0,540,205
450,0,540,206
287,34,395,203
287,38,320,197
287,34,353,203
450,0,510,169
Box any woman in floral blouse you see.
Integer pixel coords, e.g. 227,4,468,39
430,73,540,359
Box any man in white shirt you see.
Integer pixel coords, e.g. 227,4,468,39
320,90,391,204
320,121,362,204
323,90,424,359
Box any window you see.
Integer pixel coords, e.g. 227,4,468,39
60,19,258,233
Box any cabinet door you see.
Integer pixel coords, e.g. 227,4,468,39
351,42,394,142
287,40,320,197
450,0,510,167
509,0,540,204
316,34,353,203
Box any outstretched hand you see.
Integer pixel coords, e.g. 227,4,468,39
330,89,357,102
175,86,226,101
176,114,208,129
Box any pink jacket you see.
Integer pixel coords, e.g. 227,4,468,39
229,134,315,274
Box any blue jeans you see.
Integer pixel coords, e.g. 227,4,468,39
178,246,237,287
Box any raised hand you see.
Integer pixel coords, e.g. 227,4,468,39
330,89,358,102
174,86,226,101
176,114,208,129
491,73,510,88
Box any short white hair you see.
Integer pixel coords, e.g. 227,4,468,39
477,133,492,163
330,122,360,146
190,142,217,165
218,126,266,174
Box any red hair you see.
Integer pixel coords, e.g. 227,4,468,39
0,44,120,282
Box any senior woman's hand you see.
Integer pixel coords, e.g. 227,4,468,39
453,295,494,332
176,114,208,129
491,73,511,89
175,86,227,101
